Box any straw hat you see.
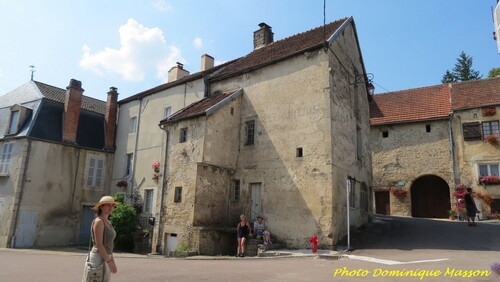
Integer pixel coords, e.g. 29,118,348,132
92,196,119,211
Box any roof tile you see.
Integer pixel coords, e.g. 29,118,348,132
370,84,451,125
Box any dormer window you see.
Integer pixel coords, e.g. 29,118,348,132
5,105,32,136
8,111,20,134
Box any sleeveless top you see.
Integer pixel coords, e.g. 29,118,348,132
91,218,116,255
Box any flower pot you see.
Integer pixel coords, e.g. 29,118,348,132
154,167,160,173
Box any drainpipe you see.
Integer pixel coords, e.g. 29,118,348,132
130,98,143,198
9,138,32,248
448,114,458,185
155,125,169,254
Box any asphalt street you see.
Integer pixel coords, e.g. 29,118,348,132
0,215,498,281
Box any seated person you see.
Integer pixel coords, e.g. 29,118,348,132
254,216,272,245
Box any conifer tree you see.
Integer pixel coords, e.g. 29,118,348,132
441,51,482,83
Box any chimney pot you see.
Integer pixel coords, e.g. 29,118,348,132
105,87,118,150
63,79,84,143
201,54,215,71
254,22,274,49
168,64,190,82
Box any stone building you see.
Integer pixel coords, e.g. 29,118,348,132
154,17,373,255
0,79,117,248
111,55,231,252
370,77,500,218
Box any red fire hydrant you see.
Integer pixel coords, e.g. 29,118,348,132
309,234,319,253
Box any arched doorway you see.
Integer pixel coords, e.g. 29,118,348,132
411,175,451,218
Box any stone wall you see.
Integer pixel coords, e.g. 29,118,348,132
370,120,453,216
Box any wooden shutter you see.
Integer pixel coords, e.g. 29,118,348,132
462,122,482,141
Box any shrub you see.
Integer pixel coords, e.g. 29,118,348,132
110,195,137,252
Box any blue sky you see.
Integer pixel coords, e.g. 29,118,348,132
0,0,499,101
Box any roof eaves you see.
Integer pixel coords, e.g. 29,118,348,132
327,16,352,44
205,89,243,116
210,43,325,83
370,115,451,126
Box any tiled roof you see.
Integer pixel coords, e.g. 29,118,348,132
33,81,106,115
451,76,500,110
370,84,452,125
210,18,348,81
161,89,240,124
118,60,236,104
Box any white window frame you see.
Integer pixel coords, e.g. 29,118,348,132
8,110,20,134
478,163,500,177
163,106,172,119
129,116,137,134
0,143,14,174
125,153,133,177
86,156,104,188
143,189,155,215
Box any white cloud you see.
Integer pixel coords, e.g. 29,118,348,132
193,37,203,49
79,18,184,82
152,0,173,12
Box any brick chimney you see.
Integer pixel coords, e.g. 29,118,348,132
253,23,274,49
168,62,190,82
200,54,214,71
63,79,84,143
104,87,118,150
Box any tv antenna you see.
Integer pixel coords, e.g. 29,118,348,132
30,65,36,81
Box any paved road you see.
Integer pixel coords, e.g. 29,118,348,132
0,215,498,281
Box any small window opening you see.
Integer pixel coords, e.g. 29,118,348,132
174,187,182,203
230,107,234,115
296,147,303,157
426,124,431,133
382,131,389,138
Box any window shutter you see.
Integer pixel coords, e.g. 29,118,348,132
462,123,481,141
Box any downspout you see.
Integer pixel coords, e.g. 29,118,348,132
156,125,169,254
449,114,458,185
9,138,32,248
131,98,143,198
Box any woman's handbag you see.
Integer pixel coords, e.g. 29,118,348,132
84,259,104,282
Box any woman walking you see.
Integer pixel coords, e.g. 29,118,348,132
82,196,119,281
236,214,252,257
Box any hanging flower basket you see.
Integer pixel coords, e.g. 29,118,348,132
152,161,160,173
481,107,496,117
152,172,161,184
479,175,500,185
484,135,499,145
116,179,128,188
390,187,407,199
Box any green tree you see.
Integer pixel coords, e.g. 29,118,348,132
488,67,500,78
110,194,137,252
441,51,482,83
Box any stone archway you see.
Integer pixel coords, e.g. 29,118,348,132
411,175,451,218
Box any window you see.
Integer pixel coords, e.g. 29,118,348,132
482,121,499,137
129,116,137,134
174,187,182,203
296,147,303,158
382,131,389,138
426,124,431,133
0,143,13,174
462,122,481,141
233,180,240,201
479,164,499,177
164,106,172,118
180,128,188,143
245,120,255,145
144,189,154,215
86,157,104,187
8,111,19,134
125,153,133,176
